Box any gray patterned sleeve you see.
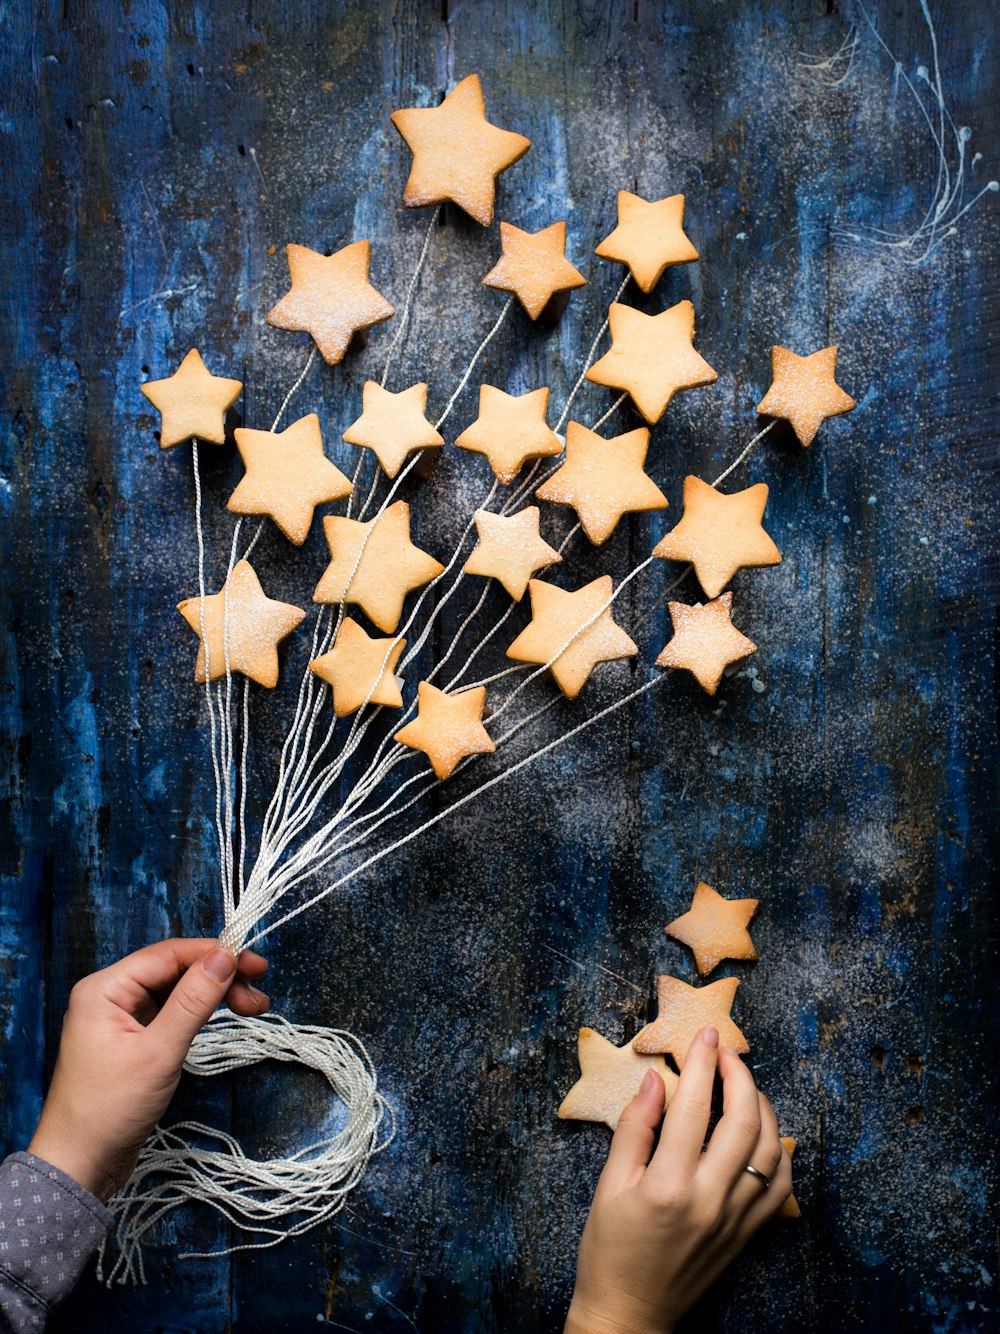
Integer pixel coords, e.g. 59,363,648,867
0,1152,113,1332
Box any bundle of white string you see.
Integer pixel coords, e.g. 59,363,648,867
97,1010,394,1287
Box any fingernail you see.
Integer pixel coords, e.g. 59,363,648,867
243,982,267,1014
702,1027,719,1048
640,1069,657,1094
203,948,237,982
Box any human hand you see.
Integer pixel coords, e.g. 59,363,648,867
27,939,269,1202
565,1027,792,1334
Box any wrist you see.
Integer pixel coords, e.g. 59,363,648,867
28,1117,120,1202
565,1294,673,1334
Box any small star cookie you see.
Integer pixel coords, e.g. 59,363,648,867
595,191,699,293
665,881,759,977
756,345,855,447
313,500,444,633
655,592,756,695
535,421,668,545
342,381,443,479
586,300,717,424
141,349,242,450
779,1139,801,1218
463,507,561,600
308,617,406,717
177,559,305,689
455,385,562,484
482,221,586,319
506,575,638,699
633,975,749,1070
557,1028,679,1131
390,74,531,226
267,241,395,365
652,475,781,598
228,413,352,545
394,681,495,779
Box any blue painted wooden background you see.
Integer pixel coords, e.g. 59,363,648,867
1,1,998,1330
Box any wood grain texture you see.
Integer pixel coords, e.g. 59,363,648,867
1,1,997,1330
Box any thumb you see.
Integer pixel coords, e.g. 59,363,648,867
601,1068,666,1192
149,947,237,1063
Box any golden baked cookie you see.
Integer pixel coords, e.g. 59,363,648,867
342,381,443,479
228,413,352,545
665,881,759,977
506,575,637,699
535,421,668,545
652,475,781,598
756,345,855,446
454,384,562,484
390,73,530,226
141,349,242,449
482,221,586,319
463,506,561,600
586,300,717,424
655,592,756,695
308,616,406,717
595,190,699,293
313,500,444,633
557,1028,679,1131
778,1139,801,1218
393,681,495,779
632,975,749,1069
177,559,305,689
267,241,395,365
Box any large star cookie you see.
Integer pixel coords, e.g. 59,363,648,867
482,221,586,319
308,617,406,717
313,501,444,632
390,74,530,226
655,592,756,695
586,300,717,424
463,507,561,600
141,349,242,449
665,881,759,977
535,422,668,545
177,559,305,689
652,475,781,598
506,575,637,699
455,385,562,484
633,975,749,1070
756,345,855,446
595,191,699,293
342,381,443,479
557,1028,679,1131
267,241,395,365
228,413,352,545
394,682,495,779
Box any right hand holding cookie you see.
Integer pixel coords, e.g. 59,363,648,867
564,1027,792,1334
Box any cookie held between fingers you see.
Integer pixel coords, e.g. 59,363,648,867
558,1028,679,1131
394,682,495,780
482,220,586,320
506,575,638,699
308,617,406,717
267,240,395,365
595,190,700,293
455,384,562,485
665,881,759,978
778,1138,802,1218
633,975,749,1069
652,475,781,599
655,592,757,695
228,413,352,545
342,381,444,480
141,348,242,450
756,345,856,447
463,507,562,601
586,300,717,424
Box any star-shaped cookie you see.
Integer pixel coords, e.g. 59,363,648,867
655,592,756,695
463,507,561,600
141,349,242,450
390,73,531,226
394,681,495,779
586,300,717,424
313,501,444,633
595,191,699,293
557,1028,680,1131
779,1138,801,1218
665,881,759,977
267,241,395,365
482,221,586,320
455,385,562,484
652,475,781,598
342,381,444,479
506,575,638,699
176,559,305,689
227,413,352,545
308,617,406,717
535,422,668,545
756,345,855,447
633,975,749,1070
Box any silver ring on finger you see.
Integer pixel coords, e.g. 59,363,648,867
744,1164,771,1189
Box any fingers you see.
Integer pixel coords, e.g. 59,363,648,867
650,1027,719,1179
735,1137,794,1238
599,1069,666,1193
93,939,268,1013
146,946,239,1063
224,976,272,1018
700,1046,763,1187
729,1089,784,1214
